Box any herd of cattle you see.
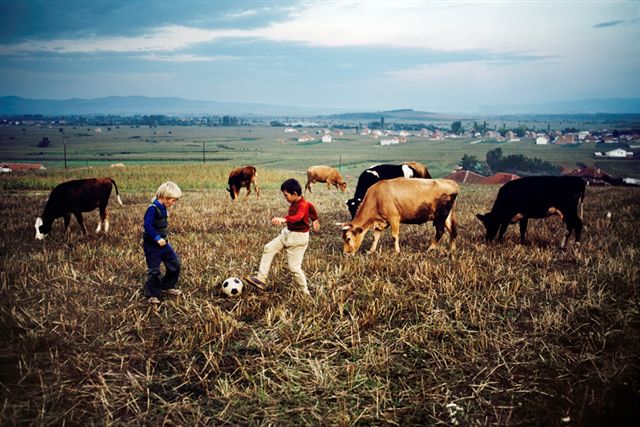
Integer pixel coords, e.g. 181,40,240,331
33,162,587,254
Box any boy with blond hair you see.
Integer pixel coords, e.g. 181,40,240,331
143,181,182,304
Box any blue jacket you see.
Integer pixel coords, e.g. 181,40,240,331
143,199,168,242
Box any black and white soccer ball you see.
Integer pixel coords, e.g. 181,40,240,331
222,277,243,297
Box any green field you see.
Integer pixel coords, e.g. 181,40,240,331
1,164,638,425
1,124,639,179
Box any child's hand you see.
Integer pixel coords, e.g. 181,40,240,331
312,220,320,231
157,238,167,247
271,217,286,226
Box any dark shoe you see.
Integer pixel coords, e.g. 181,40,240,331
243,276,268,290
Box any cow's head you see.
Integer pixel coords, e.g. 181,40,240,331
226,185,237,200
34,217,50,240
345,197,361,219
338,181,348,192
339,223,366,254
476,213,499,241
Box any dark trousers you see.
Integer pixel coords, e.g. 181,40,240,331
143,239,181,298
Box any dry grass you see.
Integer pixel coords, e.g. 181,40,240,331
1,169,639,425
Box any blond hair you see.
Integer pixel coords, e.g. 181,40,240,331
154,181,182,200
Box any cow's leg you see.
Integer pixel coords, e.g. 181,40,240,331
428,219,446,252
445,210,457,255
253,178,260,198
326,181,331,190
497,222,509,242
368,229,383,253
243,185,252,200
305,179,312,192
73,212,87,235
390,220,402,253
96,205,108,233
63,214,71,234
519,218,529,244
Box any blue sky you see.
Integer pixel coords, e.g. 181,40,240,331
1,0,639,112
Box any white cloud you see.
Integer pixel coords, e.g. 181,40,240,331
138,53,238,62
0,25,250,54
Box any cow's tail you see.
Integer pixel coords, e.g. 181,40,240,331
109,178,123,206
579,179,587,220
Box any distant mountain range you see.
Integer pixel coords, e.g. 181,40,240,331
0,96,335,117
1,95,639,117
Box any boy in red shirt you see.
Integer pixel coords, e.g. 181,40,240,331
245,178,319,296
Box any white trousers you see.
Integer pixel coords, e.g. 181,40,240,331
258,228,310,292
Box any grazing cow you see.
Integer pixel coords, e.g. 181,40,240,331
339,178,458,255
34,177,123,239
305,165,348,193
345,162,431,218
476,176,586,248
227,166,260,200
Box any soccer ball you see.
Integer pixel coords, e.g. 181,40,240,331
222,277,243,297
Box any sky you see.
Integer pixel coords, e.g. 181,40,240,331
1,0,639,113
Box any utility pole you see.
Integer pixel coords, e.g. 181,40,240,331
202,140,205,163
64,141,67,169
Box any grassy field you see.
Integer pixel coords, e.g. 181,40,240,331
1,165,639,425
1,124,639,179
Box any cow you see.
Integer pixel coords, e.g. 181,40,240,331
34,177,123,240
305,165,347,193
345,162,431,218
475,176,586,248
227,166,260,200
339,178,458,255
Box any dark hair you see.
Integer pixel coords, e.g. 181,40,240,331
280,178,302,196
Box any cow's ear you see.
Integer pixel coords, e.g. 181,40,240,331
354,227,363,234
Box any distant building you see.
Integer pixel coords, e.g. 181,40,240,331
0,162,46,172
536,136,550,145
321,134,333,143
554,134,576,145
605,148,633,158
297,135,313,143
444,169,486,184
380,137,400,146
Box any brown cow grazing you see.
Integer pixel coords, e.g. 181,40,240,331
227,165,260,200
339,178,459,255
35,177,123,239
305,165,348,192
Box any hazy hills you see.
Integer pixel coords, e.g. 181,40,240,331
1,95,639,117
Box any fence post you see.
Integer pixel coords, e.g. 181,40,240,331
203,141,205,163
64,141,67,169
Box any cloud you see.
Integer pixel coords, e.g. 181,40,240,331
0,25,251,54
138,53,238,62
593,19,626,28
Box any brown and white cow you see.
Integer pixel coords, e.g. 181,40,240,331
227,165,260,200
35,177,123,239
339,178,459,255
305,165,348,193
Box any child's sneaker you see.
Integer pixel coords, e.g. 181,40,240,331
147,296,161,304
165,289,182,296
243,276,268,290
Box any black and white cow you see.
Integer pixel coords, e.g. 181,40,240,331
35,177,123,239
476,176,587,248
346,162,430,219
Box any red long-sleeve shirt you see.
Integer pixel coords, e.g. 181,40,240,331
285,197,318,232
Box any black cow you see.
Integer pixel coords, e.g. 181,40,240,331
346,162,430,218
227,165,260,200
476,176,586,247
35,177,123,239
